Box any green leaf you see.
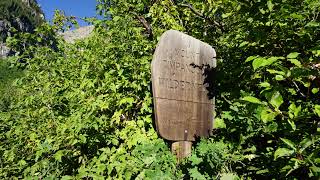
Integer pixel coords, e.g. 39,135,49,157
259,82,271,88
274,148,294,160
214,118,226,129
310,166,320,174
189,154,203,166
260,107,278,123
252,57,265,70
239,41,249,47
188,168,207,180
119,97,135,105
242,96,264,104
267,69,286,75
245,56,258,62
299,138,313,153
54,150,64,162
314,105,320,117
267,0,274,11
288,120,296,131
306,22,320,27
256,169,269,174
287,52,300,59
280,138,296,150
302,81,311,88
259,8,266,14
247,17,253,23
113,16,120,21
222,13,232,18
265,122,278,132
315,158,320,164
312,88,319,94
252,57,282,70
61,176,73,180
275,75,285,81
268,91,283,109
267,57,283,64
18,159,27,166
288,103,301,119
220,173,239,180
288,59,302,67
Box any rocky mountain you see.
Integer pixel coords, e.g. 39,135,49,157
0,0,44,42
61,26,94,43
0,0,44,58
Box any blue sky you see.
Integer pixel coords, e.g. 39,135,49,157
37,0,99,27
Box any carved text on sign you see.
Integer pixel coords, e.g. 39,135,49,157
158,77,206,91
161,60,202,74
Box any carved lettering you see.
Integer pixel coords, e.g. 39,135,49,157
159,77,206,91
162,59,202,74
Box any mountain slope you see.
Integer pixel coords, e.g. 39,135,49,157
0,0,44,42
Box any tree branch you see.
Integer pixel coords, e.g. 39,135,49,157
178,3,224,32
136,15,153,39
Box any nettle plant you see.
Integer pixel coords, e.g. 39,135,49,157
1,9,180,179
241,51,320,177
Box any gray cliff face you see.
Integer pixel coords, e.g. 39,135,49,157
22,0,31,6
61,26,94,43
0,0,44,58
0,1,94,58
0,0,42,38
0,43,10,59
0,25,95,58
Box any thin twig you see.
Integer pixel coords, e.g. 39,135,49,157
135,14,153,39
292,80,307,98
179,3,224,31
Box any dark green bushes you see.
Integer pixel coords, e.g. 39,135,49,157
0,58,23,112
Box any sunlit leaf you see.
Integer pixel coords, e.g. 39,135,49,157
274,148,294,160
288,59,302,67
280,138,296,150
314,105,320,117
287,52,300,59
242,96,264,104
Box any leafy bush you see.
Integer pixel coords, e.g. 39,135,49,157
1,0,320,179
1,12,181,179
0,58,23,112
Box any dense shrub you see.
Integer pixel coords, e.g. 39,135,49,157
0,58,23,112
1,0,320,179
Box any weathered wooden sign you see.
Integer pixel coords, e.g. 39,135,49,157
151,30,216,142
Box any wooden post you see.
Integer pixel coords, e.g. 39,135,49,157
172,141,192,162
151,30,216,162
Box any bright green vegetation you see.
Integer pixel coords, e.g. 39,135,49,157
1,0,320,179
0,59,23,112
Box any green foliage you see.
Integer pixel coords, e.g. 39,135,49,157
1,10,179,179
0,58,23,112
1,0,320,179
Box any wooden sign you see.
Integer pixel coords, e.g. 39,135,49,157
151,30,216,142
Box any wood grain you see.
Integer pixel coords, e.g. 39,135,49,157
172,141,192,162
152,30,216,141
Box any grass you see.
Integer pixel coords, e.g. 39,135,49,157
0,58,23,111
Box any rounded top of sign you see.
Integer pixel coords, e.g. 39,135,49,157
153,30,216,68
156,30,216,58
